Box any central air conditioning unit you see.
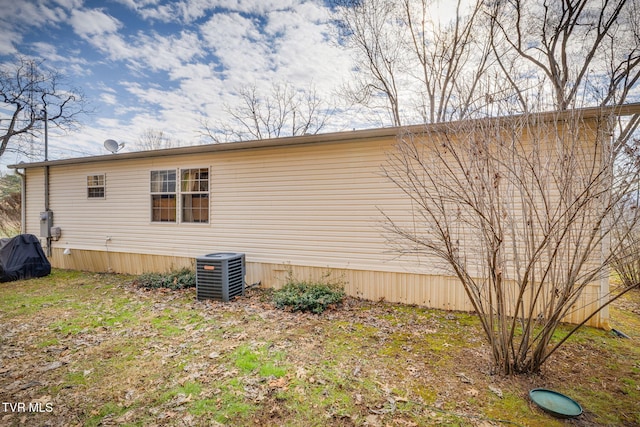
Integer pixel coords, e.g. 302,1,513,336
196,252,245,301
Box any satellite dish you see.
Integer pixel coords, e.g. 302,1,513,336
104,139,125,154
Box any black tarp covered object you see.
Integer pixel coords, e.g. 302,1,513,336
0,234,51,282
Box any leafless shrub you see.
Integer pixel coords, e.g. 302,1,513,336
383,109,640,374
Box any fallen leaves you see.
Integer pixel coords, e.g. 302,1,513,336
369,396,397,415
456,372,473,384
267,376,288,390
40,361,65,373
488,385,503,399
1,274,639,426
465,388,479,397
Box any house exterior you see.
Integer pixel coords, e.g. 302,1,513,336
10,105,640,327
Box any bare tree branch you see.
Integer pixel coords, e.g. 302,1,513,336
489,0,637,111
200,82,334,143
133,128,175,151
0,56,87,160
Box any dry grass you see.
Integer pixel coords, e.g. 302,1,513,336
0,270,638,426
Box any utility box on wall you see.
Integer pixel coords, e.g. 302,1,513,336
39,211,53,238
195,253,245,301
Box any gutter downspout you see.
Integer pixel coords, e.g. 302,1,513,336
43,108,51,257
15,169,26,234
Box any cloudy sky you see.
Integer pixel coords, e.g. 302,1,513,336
0,0,365,169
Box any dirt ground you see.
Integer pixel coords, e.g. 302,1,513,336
0,272,639,426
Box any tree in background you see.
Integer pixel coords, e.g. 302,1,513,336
133,128,175,151
611,136,640,291
332,0,494,125
332,0,640,125
0,173,21,237
0,56,87,160
332,0,406,125
200,82,334,143
488,0,639,111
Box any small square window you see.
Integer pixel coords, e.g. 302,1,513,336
87,175,105,198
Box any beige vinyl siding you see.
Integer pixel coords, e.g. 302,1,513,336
21,117,612,328
24,168,45,237
34,136,424,273
210,137,415,272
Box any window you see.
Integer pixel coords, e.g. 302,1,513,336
181,168,209,223
150,168,209,223
150,170,177,222
87,175,105,198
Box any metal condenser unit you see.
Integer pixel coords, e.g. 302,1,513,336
195,253,245,301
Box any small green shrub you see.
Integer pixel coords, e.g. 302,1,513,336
135,268,196,290
272,271,346,314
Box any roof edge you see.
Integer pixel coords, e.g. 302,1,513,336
10,103,640,170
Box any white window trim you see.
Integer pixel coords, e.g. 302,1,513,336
180,167,210,224
149,167,211,225
87,174,106,199
150,169,177,223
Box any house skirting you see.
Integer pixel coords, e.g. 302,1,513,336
49,247,607,328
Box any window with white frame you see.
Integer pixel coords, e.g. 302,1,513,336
87,174,105,198
181,168,209,223
150,170,177,222
150,168,209,223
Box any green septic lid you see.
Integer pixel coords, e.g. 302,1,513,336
529,388,583,418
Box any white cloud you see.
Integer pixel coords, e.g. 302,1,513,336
78,27,203,78
0,0,69,55
221,0,298,16
134,31,204,73
168,62,217,82
100,92,118,106
264,3,352,91
88,33,135,62
0,29,20,56
97,0,354,146
53,0,83,10
69,8,122,38
119,0,221,24
0,0,361,171
200,12,263,49
200,12,271,81
11,1,68,27
129,0,302,24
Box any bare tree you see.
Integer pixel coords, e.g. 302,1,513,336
488,0,640,150
334,0,640,124
334,0,640,375
383,108,640,374
332,0,493,125
488,0,640,111
0,173,21,237
402,0,494,122
333,0,405,125
612,137,640,288
0,56,87,160
200,82,333,143
133,128,175,151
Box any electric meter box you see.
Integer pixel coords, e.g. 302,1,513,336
40,211,53,238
